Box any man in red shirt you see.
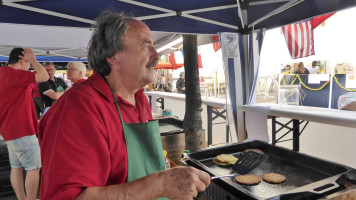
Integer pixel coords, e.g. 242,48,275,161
38,11,210,200
0,48,49,200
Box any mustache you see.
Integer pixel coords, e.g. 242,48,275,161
146,60,158,68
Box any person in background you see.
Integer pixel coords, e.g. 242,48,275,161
176,71,186,94
295,62,309,74
38,11,210,200
66,61,87,87
281,63,298,85
199,76,205,83
38,61,68,109
155,75,165,90
0,48,49,200
307,61,320,74
290,63,299,74
163,78,172,92
281,65,288,74
166,78,172,88
284,65,291,74
30,82,44,120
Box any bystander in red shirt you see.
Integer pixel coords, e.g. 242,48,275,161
0,66,37,141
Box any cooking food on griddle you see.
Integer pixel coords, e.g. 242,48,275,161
235,174,261,185
262,173,286,184
213,154,238,165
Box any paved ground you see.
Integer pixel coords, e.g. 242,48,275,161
0,188,40,200
0,173,40,200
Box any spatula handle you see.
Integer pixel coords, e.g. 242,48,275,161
210,174,237,180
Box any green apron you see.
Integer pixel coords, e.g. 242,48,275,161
109,85,168,199
52,84,65,105
56,85,65,92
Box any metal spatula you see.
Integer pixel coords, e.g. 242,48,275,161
232,151,269,175
211,173,238,180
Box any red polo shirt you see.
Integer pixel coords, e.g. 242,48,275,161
38,71,153,199
31,83,41,98
0,66,37,141
71,78,86,87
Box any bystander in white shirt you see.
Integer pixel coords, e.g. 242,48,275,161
307,65,320,74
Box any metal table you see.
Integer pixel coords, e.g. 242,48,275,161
241,103,356,151
145,91,228,145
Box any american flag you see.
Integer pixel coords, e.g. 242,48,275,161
198,46,203,68
212,35,221,52
282,13,334,59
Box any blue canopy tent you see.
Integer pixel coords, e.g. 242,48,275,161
1,0,354,33
1,0,356,141
0,21,216,63
0,56,87,62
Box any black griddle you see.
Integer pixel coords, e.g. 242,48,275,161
186,140,352,200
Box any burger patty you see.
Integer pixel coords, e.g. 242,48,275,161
262,173,286,184
235,174,261,185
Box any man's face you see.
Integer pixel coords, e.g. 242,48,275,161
45,64,56,80
114,20,159,87
67,63,81,83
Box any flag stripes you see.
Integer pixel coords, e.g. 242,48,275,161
282,20,314,59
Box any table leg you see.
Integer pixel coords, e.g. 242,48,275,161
292,119,300,151
148,95,152,107
207,105,212,145
156,98,165,110
272,116,276,146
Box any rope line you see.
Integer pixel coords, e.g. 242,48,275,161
281,74,329,91
333,75,356,92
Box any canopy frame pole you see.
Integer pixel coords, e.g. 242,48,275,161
49,48,82,53
2,2,95,24
119,0,239,30
28,48,47,55
250,0,290,6
2,0,35,3
47,52,79,60
136,13,176,21
117,0,172,12
236,0,245,30
249,0,303,28
181,15,239,30
184,5,238,14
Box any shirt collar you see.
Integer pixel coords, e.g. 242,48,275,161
88,71,145,103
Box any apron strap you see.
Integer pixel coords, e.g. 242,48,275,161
102,76,125,125
143,110,151,122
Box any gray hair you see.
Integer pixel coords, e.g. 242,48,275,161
179,72,185,77
67,61,86,78
88,11,134,76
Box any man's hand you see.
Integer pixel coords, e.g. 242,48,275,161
159,166,210,200
17,48,49,82
19,48,37,64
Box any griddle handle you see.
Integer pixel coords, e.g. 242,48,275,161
311,181,338,194
281,174,344,197
347,169,356,184
268,192,314,200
